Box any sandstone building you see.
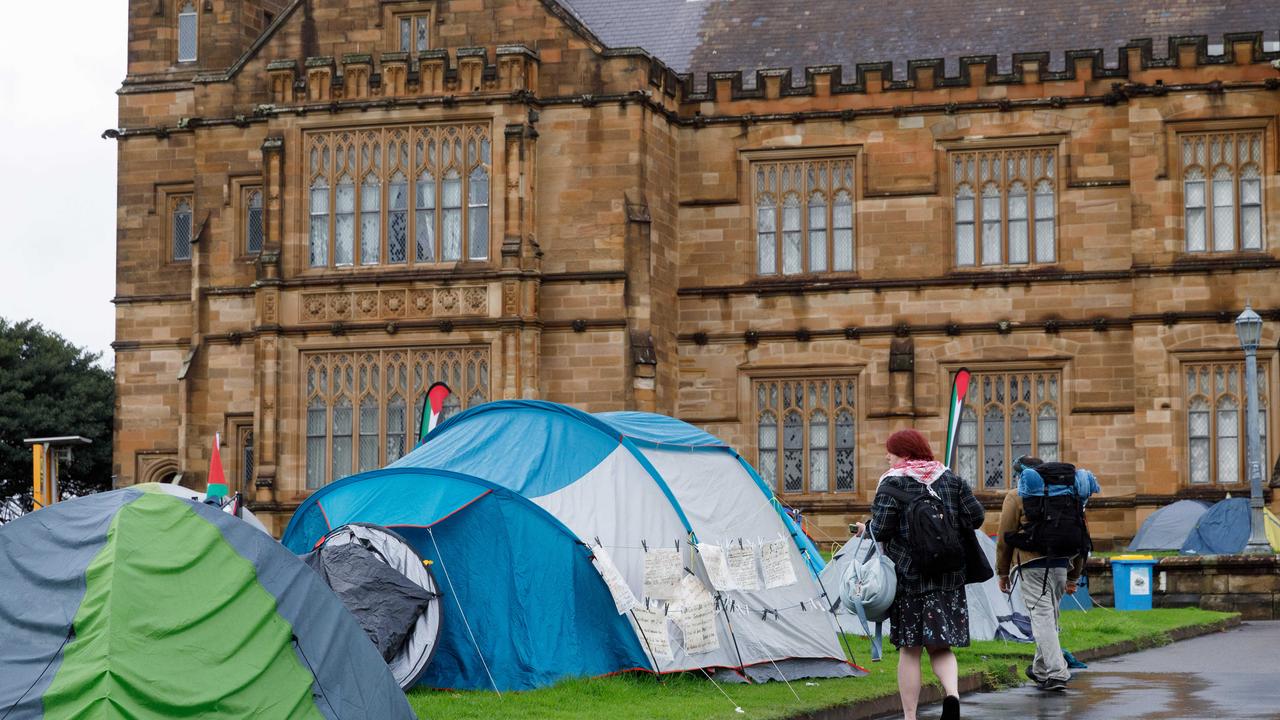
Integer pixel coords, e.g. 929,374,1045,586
113,0,1280,542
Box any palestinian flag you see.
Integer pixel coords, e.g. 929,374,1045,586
207,432,228,500
943,368,972,469
416,382,452,447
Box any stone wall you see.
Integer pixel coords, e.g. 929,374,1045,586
1086,555,1280,620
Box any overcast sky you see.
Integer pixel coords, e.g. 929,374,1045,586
0,2,125,367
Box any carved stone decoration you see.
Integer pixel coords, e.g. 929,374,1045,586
261,293,278,324
411,290,433,316
381,290,406,317
303,294,327,321
464,286,487,314
329,294,351,319
503,281,518,316
438,289,460,314
356,292,378,318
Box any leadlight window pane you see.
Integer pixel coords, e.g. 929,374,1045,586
1011,405,1032,465
1185,169,1207,252
468,166,489,260
808,193,827,273
246,190,264,254
1037,404,1058,462
981,184,1001,265
983,405,1005,488
442,170,462,261
809,410,829,492
833,191,854,271
1189,397,1211,484
332,398,353,481
757,198,777,275
178,1,197,62
1217,396,1239,482
415,16,429,53
360,179,381,265
759,410,778,489
835,409,855,491
955,187,975,266
172,198,192,262
359,397,379,472
957,406,978,487
334,177,355,266
782,411,803,493
1212,167,1235,251
386,395,406,462
309,181,329,266
1034,180,1055,263
388,176,408,263
306,399,326,489
416,173,435,262
1008,182,1028,264
1241,165,1262,250
781,195,802,275
400,17,411,53
241,431,255,488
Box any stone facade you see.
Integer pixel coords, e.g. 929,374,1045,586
113,0,1280,538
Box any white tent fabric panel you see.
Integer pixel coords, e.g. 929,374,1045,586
640,448,848,669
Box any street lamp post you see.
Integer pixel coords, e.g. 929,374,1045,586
1235,304,1271,555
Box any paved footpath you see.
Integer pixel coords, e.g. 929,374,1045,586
911,620,1280,720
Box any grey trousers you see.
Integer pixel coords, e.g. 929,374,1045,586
1017,566,1070,682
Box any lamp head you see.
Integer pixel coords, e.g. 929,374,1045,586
1235,304,1263,351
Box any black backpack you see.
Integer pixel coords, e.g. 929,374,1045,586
1005,462,1092,557
877,482,965,576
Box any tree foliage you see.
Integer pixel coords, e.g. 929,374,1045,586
0,319,114,511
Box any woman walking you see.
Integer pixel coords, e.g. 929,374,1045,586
854,429,985,720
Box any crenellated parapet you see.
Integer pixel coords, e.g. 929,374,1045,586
660,32,1280,112
264,45,540,105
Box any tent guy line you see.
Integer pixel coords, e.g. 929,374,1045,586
427,526,501,698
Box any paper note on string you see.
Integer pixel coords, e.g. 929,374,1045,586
591,545,639,614
643,547,683,600
632,608,674,663
672,574,719,654
761,538,797,589
695,543,734,591
726,543,761,591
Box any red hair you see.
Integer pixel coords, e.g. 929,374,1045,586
886,429,934,461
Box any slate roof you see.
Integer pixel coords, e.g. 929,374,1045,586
558,0,1279,85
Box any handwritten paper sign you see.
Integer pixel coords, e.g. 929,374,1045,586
591,545,639,614
696,543,734,591
643,548,683,600
761,538,797,589
726,543,761,591
673,574,719,655
632,608,673,663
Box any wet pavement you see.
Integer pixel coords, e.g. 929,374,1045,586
908,621,1280,720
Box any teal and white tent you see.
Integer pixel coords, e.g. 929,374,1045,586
284,400,857,690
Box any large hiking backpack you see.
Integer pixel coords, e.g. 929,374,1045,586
1006,462,1092,557
878,482,965,576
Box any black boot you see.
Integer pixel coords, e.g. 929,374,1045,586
941,695,960,720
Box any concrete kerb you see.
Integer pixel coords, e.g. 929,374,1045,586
784,616,1242,720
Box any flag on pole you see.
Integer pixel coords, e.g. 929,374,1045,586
207,432,229,500
943,368,973,470
417,382,453,447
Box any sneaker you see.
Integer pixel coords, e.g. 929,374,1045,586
941,695,960,720
1024,665,1042,684
1039,677,1068,692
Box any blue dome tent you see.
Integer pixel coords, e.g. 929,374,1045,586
1181,497,1252,555
283,401,857,690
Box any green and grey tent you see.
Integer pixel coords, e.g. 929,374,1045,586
0,484,415,719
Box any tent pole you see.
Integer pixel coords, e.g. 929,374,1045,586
627,608,666,684
716,597,749,678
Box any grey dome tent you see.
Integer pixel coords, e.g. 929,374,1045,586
822,530,1032,643
1127,500,1209,551
304,523,442,690
1181,497,1252,555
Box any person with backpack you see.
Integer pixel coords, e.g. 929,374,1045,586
995,456,1097,692
852,429,985,720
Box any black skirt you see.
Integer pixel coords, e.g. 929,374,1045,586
889,587,971,649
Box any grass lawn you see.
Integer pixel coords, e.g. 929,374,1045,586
407,607,1232,720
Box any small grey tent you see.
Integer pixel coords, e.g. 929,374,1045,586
304,523,442,690
821,530,1032,643
1127,500,1209,551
